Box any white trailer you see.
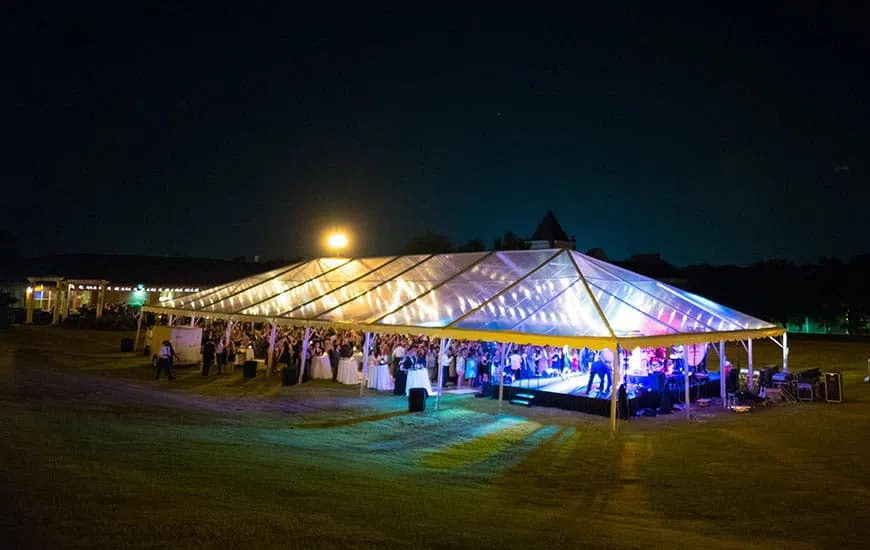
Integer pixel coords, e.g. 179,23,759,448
150,325,202,367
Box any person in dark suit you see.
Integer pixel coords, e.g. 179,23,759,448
328,344,341,381
339,339,353,359
394,348,415,396
585,357,612,395
156,340,177,380
201,339,215,376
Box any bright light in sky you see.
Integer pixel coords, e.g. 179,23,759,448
326,232,349,252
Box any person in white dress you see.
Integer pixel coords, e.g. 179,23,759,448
455,349,466,388
439,345,451,387
509,348,522,381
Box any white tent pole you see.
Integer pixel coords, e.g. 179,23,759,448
134,311,143,352
747,339,754,392
190,316,196,327
719,340,727,408
267,323,278,375
782,332,788,372
359,332,371,397
224,320,233,348
610,345,619,437
435,338,446,409
684,344,690,420
498,343,506,413
168,314,175,326
297,326,311,385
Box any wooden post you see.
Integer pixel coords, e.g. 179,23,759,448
96,284,105,318
64,284,73,320
134,312,144,352
51,281,61,325
359,332,372,397
782,332,789,372
25,285,34,324
297,326,311,385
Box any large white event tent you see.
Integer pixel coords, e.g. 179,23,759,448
140,249,787,430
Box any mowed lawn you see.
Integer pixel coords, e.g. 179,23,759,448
1,327,869,549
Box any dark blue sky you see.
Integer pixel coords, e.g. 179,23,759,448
3,4,867,265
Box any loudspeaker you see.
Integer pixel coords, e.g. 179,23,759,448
243,361,257,379
408,388,426,412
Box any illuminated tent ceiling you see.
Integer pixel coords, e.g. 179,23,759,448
142,249,784,349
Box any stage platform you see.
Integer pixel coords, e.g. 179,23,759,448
490,372,722,418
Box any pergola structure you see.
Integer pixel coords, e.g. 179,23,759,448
25,277,108,325
140,249,787,433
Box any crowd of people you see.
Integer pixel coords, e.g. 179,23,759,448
159,318,614,393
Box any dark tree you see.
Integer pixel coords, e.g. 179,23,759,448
493,231,529,251
398,232,454,255
457,238,486,253
585,248,609,261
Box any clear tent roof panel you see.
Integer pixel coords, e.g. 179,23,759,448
576,251,775,332
655,284,775,330
378,250,559,328
287,254,429,320
578,252,653,283
164,280,237,310
203,258,346,314
504,279,612,338
170,262,311,311
317,252,488,323
164,262,302,310
569,253,622,283
587,278,740,333
241,257,392,317
452,251,583,332
588,285,683,337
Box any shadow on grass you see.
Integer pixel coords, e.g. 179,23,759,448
290,409,410,430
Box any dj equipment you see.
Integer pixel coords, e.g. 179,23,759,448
647,372,666,392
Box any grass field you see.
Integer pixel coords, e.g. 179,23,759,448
1,326,869,549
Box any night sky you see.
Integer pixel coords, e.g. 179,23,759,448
4,4,867,266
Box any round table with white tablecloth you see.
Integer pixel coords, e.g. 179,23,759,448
405,368,433,396
337,356,361,384
367,362,394,391
310,354,333,380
